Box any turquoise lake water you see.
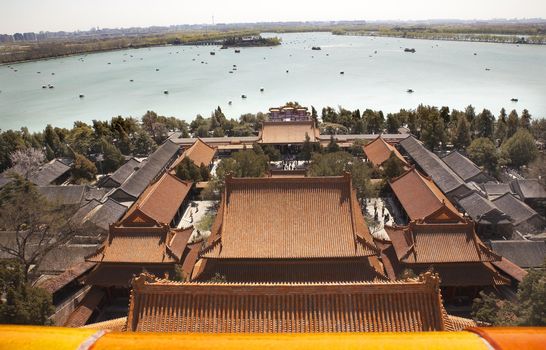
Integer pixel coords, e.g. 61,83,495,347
1,32,545,131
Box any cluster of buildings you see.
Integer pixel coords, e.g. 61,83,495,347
1,105,544,333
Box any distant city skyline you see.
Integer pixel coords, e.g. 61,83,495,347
1,0,546,33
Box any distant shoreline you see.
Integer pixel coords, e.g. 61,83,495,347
334,31,546,46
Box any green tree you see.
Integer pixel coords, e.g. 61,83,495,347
43,124,63,157
472,260,546,326
467,138,499,174
0,175,80,280
71,153,97,182
216,149,269,181
326,135,340,153
100,139,125,173
520,109,532,130
67,122,96,155
507,110,519,138
501,129,538,168
475,108,495,139
175,157,202,182
308,151,374,200
385,114,401,134
133,129,157,156
464,105,476,126
419,106,446,151
453,115,472,150
261,145,281,162
494,108,508,143
199,163,210,181
0,260,54,325
382,152,406,180
300,133,320,161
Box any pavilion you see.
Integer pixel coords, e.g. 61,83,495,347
195,174,386,282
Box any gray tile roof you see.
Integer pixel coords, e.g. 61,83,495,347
110,140,179,201
29,159,71,186
37,244,99,274
37,185,86,206
488,240,546,268
103,158,144,188
510,179,546,200
72,198,127,232
492,193,542,226
399,136,468,194
457,191,510,224
442,151,484,182
483,182,514,199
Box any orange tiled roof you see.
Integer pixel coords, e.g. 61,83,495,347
389,168,461,221
120,173,191,226
170,138,217,169
82,317,127,331
363,136,408,167
64,287,104,327
202,175,377,259
87,225,186,264
385,219,500,264
259,121,319,144
126,272,473,333
377,239,509,286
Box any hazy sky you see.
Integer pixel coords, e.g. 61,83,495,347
2,0,545,33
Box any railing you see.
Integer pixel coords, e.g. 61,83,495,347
0,326,544,350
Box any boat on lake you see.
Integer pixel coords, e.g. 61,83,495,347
311,46,321,50
404,48,416,53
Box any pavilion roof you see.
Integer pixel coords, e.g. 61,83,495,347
170,138,217,169
120,173,191,227
86,226,191,264
259,120,319,144
363,136,408,167
126,272,474,333
441,151,486,182
389,168,461,221
385,214,500,264
202,175,378,260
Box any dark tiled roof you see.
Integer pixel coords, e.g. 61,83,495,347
202,175,378,259
489,240,546,269
482,182,514,199
511,179,546,200
399,137,469,195
29,159,71,186
457,192,510,224
38,244,98,274
442,151,485,182
110,140,179,201
72,198,128,232
37,185,86,206
492,193,543,226
104,158,144,188
126,272,472,333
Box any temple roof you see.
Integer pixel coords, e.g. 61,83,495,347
510,179,546,200
492,193,544,226
126,272,474,333
170,138,217,169
87,226,191,264
202,175,378,259
110,140,180,201
389,168,461,221
101,158,144,188
385,215,500,264
29,158,71,186
363,136,408,167
399,136,469,195
120,173,191,226
441,151,487,182
457,191,511,225
259,120,319,144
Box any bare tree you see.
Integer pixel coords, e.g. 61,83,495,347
0,175,81,281
9,148,45,180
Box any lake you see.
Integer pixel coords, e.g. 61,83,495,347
1,32,545,131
